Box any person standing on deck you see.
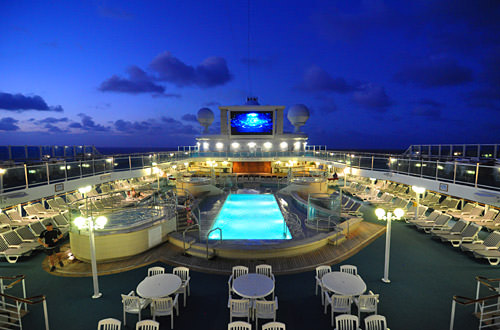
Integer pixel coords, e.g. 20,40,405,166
38,223,64,272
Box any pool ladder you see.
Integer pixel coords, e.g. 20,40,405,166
206,227,222,259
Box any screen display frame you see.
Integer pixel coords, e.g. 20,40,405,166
229,110,275,136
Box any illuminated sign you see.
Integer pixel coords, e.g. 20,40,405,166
230,111,273,135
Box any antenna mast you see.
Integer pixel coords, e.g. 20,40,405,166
247,0,253,97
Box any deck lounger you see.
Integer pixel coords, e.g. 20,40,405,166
436,198,460,211
6,209,38,223
461,231,500,254
0,212,31,228
32,203,59,216
460,206,485,221
416,214,452,233
24,204,54,219
430,219,469,237
435,223,482,247
408,210,441,226
47,199,64,212
28,221,47,237
14,226,41,246
52,214,70,228
448,203,475,217
406,205,428,220
466,209,498,223
2,230,40,250
0,235,33,263
483,213,500,230
473,246,500,266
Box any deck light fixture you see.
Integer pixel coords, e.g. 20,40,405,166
77,185,103,299
216,142,224,150
280,142,288,150
375,207,405,283
247,142,256,148
263,142,272,149
231,142,240,149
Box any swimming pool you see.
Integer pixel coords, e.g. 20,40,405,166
208,194,292,240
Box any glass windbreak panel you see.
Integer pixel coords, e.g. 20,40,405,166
27,165,48,187
397,159,409,173
436,162,454,182
65,146,74,159
0,146,9,161
409,160,422,176
349,156,360,168
104,158,113,171
430,145,440,157
440,146,451,158
94,159,106,174
41,146,52,158
48,163,66,182
11,147,26,161
421,161,436,178
54,146,64,158
143,156,153,167
388,158,398,171
2,167,26,191
113,157,130,171
130,156,143,169
455,163,476,185
359,156,372,169
75,146,84,159
81,161,94,177
66,162,81,179
452,145,464,157
477,165,500,189
373,157,389,171
465,145,478,158
27,146,40,160
420,145,430,156
479,145,495,159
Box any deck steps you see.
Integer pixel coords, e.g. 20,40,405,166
185,242,216,259
328,233,346,246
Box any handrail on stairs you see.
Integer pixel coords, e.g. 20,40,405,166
0,275,27,312
182,224,201,254
0,293,49,330
206,227,222,259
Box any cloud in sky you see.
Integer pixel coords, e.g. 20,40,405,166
352,84,392,111
181,114,198,122
411,99,444,118
99,66,167,95
394,56,473,88
77,114,110,132
0,117,20,131
297,66,360,93
150,52,232,87
0,92,63,112
114,119,155,133
39,117,69,124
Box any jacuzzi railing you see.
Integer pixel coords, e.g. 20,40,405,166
182,224,201,254
206,227,222,259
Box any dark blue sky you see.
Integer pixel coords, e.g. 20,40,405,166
1,0,499,149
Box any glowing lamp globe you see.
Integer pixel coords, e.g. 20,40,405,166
412,186,426,194
375,208,386,219
394,208,405,219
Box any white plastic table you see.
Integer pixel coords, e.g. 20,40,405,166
321,271,366,296
232,273,274,299
136,274,182,299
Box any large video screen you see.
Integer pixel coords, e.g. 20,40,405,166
230,111,273,135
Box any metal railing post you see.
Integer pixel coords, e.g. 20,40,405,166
43,298,50,330
449,299,456,330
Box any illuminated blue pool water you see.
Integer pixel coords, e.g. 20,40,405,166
208,194,292,240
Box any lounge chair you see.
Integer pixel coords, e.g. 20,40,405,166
6,209,37,223
460,231,500,254
467,209,498,224
435,223,482,247
448,203,475,218
407,209,440,226
1,230,40,251
430,219,469,237
473,246,500,266
415,214,452,233
0,235,33,263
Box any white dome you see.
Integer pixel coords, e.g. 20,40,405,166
197,108,214,133
287,104,310,132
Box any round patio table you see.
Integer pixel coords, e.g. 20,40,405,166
321,271,366,296
232,273,274,299
136,274,182,299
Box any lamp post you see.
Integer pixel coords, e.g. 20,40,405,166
0,168,5,194
411,186,426,222
152,163,160,192
343,167,350,188
76,185,107,299
375,207,405,283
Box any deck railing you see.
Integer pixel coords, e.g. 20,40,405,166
1,149,500,197
0,293,49,330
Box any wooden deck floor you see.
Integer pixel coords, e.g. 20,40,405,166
47,221,385,276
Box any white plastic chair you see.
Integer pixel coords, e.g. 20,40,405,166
334,314,360,330
150,295,179,329
364,315,388,330
354,292,379,320
228,321,252,330
173,266,190,307
339,265,358,276
255,297,278,329
97,318,121,330
136,320,160,330
256,264,275,281
121,291,150,326
229,298,251,322
315,265,331,305
324,294,352,327
147,266,165,277
228,266,249,295
262,322,286,330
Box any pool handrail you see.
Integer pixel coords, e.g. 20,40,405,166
206,227,222,259
182,223,201,254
